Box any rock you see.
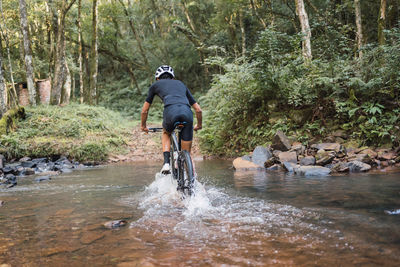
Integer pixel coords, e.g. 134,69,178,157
19,156,31,162
316,155,335,166
290,143,306,156
272,150,282,157
24,168,36,176
294,166,331,176
103,220,127,229
348,153,374,165
39,171,60,176
233,158,262,170
347,161,371,172
278,151,297,163
0,154,5,169
300,156,316,166
21,161,37,168
266,164,280,171
1,166,13,174
358,148,377,159
0,200,4,206
32,157,48,164
311,143,341,152
241,155,252,162
251,146,272,167
395,156,400,163
271,130,291,151
264,158,276,168
60,168,73,173
282,162,297,172
35,176,51,182
378,151,396,161
330,162,350,173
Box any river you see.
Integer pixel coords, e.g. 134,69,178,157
1,160,399,266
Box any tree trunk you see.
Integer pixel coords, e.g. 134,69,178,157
0,40,7,116
239,10,246,56
78,0,84,104
378,0,387,45
19,0,36,105
0,0,18,107
50,0,76,105
295,0,312,62
89,0,98,105
354,0,363,58
61,60,71,104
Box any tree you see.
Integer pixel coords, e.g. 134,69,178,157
78,0,84,104
378,0,387,45
88,0,98,105
0,36,6,116
19,0,36,105
49,0,76,105
295,0,312,62
354,0,363,58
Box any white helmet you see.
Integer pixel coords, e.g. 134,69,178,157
155,65,175,79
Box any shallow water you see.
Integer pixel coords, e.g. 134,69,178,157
0,160,399,266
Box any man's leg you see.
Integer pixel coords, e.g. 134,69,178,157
161,129,171,174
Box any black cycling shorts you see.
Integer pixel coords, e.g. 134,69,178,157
163,104,193,141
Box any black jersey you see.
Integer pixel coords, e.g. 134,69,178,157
145,79,196,107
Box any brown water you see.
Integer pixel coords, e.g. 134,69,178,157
1,160,400,266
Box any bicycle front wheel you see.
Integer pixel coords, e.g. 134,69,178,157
179,150,195,196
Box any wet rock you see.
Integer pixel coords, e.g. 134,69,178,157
23,168,36,176
1,166,13,174
271,130,291,151
264,158,276,168
278,151,297,163
35,176,51,182
330,162,350,173
60,168,73,173
266,164,280,171
103,220,127,229
21,161,37,168
300,156,316,166
233,157,263,170
294,166,331,176
251,146,272,167
19,156,31,162
347,161,371,172
282,162,296,172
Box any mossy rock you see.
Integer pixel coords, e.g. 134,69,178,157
0,107,26,135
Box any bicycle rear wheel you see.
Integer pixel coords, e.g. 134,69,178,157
179,150,195,196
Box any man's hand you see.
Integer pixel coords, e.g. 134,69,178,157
194,124,202,131
141,126,149,133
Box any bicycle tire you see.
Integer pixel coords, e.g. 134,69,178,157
179,150,195,196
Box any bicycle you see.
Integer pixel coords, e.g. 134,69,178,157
149,123,195,196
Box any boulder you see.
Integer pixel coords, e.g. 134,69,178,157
316,155,335,166
278,151,297,163
294,166,331,176
300,156,316,166
378,151,396,161
347,161,371,172
0,154,5,169
358,148,377,159
271,130,291,151
32,158,48,164
233,158,262,170
19,156,31,162
290,143,306,156
241,155,252,162
251,146,272,167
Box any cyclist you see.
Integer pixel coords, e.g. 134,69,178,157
141,65,202,174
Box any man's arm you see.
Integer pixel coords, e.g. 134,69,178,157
192,103,202,131
141,101,151,132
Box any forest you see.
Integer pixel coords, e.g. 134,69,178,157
0,0,399,156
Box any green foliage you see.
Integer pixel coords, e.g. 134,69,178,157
0,104,132,161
